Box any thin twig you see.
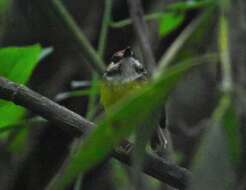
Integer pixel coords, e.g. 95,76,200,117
110,12,163,28
51,0,105,75
86,0,113,120
0,76,191,189
155,12,207,79
111,0,213,29
127,0,156,73
70,81,91,89
218,5,232,93
98,0,112,58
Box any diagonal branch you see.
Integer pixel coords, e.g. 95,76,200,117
0,76,191,189
127,0,156,73
51,0,105,75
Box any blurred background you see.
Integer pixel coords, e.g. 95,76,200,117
0,0,244,189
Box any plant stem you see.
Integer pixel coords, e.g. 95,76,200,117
51,0,105,75
154,11,207,79
98,0,112,58
218,4,232,94
110,0,213,28
127,0,156,73
85,0,112,121
110,12,162,28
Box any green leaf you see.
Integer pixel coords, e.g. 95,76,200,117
0,45,49,128
213,95,241,164
159,12,185,37
0,102,25,129
223,104,241,163
48,58,202,190
0,0,9,14
0,45,42,83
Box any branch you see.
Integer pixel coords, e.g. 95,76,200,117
51,0,105,75
127,0,156,73
0,77,191,189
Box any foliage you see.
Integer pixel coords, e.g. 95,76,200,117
0,45,51,129
158,12,184,37
0,0,243,190
48,58,200,189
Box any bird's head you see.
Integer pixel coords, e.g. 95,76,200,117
103,47,148,83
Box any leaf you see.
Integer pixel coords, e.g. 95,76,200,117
190,122,236,190
48,58,202,190
0,45,49,128
158,12,185,37
190,95,239,190
0,0,9,14
223,104,241,164
213,95,241,164
0,45,42,83
0,102,25,129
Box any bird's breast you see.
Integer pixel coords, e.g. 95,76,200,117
100,80,144,110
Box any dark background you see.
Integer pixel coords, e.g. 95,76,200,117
0,0,245,190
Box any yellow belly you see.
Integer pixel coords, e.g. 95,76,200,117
100,81,145,111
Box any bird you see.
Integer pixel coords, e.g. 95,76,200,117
100,47,167,155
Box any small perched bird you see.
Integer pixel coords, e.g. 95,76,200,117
100,47,167,154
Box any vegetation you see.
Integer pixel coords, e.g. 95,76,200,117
0,0,244,190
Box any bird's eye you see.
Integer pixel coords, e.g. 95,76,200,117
111,55,121,63
124,47,134,57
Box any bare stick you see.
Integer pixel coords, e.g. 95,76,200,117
0,77,191,189
155,12,206,79
127,0,156,73
51,0,105,75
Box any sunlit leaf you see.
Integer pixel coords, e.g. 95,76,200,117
0,0,9,14
0,45,42,83
0,102,25,129
0,45,50,128
159,12,185,37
